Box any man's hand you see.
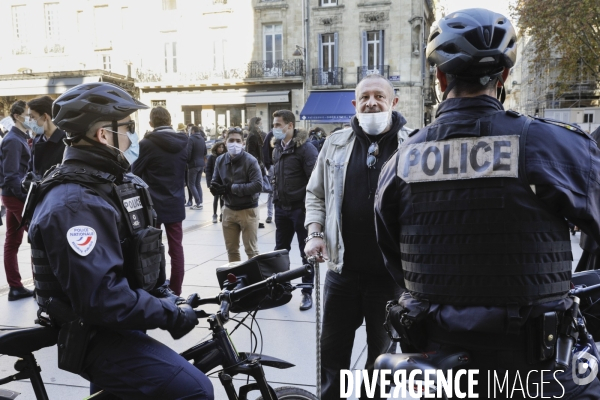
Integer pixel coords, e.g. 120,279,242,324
168,304,198,340
304,237,329,263
210,182,227,196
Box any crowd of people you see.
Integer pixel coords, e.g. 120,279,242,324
0,7,599,400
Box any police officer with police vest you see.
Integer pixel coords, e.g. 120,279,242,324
26,83,213,399
375,9,600,399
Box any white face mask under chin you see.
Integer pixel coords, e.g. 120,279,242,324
357,111,391,135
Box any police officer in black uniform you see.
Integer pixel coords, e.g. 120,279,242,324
375,9,600,399
26,83,213,399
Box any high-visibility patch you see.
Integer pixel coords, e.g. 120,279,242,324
67,226,97,256
123,196,142,212
398,135,519,183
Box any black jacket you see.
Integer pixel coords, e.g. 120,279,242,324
246,131,264,168
212,151,262,210
262,131,274,169
132,126,189,225
272,129,318,209
0,126,31,201
186,133,207,168
29,128,67,177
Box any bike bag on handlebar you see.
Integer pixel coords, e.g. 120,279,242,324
216,250,292,312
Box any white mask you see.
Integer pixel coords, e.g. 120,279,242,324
227,142,244,156
357,111,391,135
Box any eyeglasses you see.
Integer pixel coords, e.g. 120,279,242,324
227,127,243,134
102,120,135,133
366,141,379,168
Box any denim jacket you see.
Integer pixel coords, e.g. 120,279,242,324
305,122,412,274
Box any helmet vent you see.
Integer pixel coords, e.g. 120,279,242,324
449,23,466,29
87,95,111,105
107,90,125,99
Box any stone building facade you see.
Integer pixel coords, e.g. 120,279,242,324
0,0,436,134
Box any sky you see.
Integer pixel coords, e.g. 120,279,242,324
441,0,516,20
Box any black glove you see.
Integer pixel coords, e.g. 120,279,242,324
21,171,40,193
149,283,185,305
168,304,198,340
224,182,232,194
210,182,227,195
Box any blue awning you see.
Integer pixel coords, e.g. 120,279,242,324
300,91,355,123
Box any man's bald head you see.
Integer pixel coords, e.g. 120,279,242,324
355,74,395,100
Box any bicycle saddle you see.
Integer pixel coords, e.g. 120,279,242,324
374,349,471,376
0,326,58,357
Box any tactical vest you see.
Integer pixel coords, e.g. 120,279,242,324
25,163,165,311
396,112,572,306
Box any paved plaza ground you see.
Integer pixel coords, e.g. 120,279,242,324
0,180,588,399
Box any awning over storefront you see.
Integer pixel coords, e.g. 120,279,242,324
0,76,102,96
300,91,355,123
191,90,290,105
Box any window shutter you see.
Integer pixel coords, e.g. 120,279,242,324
318,34,323,68
379,30,384,68
334,32,339,68
362,31,367,67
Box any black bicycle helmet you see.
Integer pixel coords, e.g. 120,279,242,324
427,8,517,77
52,82,148,136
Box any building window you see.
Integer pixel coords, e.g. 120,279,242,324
152,100,167,107
164,42,177,73
94,5,111,49
121,7,129,30
321,0,337,6
213,37,227,71
362,30,384,71
320,33,336,70
102,55,111,71
584,113,594,124
12,5,27,42
45,3,60,42
263,24,283,69
162,0,177,10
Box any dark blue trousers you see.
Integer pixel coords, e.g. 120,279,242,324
274,205,314,294
83,329,213,400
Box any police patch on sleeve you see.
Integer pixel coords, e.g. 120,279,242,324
67,226,97,256
398,135,519,183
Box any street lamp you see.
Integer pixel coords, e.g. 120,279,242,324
293,45,305,57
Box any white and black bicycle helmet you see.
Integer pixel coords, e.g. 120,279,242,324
427,8,517,99
52,82,148,139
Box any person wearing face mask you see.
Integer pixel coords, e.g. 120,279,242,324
24,82,213,399
304,74,412,399
271,110,318,310
26,96,67,178
132,106,190,296
210,127,262,262
0,100,33,301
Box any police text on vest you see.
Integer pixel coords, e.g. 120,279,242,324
398,135,519,183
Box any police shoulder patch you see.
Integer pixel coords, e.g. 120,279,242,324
533,117,588,136
67,226,97,256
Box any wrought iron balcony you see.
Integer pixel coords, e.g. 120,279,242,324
312,68,344,86
356,65,389,83
135,59,303,83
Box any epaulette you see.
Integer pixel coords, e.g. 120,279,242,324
408,128,419,137
531,116,588,136
506,110,521,118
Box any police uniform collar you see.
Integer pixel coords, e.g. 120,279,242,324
62,146,126,179
436,95,503,118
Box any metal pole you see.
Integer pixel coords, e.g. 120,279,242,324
310,256,322,399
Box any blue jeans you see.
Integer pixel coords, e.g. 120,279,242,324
83,329,213,399
274,205,313,294
188,167,204,206
266,166,274,218
320,269,403,400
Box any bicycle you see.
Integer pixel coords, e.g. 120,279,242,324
0,264,318,400
374,278,600,399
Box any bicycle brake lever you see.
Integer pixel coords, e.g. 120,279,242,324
195,310,210,319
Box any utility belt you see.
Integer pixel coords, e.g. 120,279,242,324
386,293,572,366
37,297,95,375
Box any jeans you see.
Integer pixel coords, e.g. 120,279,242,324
162,222,184,295
188,167,204,206
274,205,313,294
83,329,213,400
221,206,259,262
320,269,403,400
2,195,26,288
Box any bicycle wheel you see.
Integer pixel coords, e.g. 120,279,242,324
256,386,318,400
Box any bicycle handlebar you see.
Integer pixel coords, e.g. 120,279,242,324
190,264,314,315
570,282,600,298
